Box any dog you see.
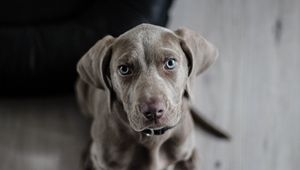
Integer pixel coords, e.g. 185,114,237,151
76,23,228,170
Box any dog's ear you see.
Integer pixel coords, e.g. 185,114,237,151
175,28,218,98
77,35,115,89
175,28,218,76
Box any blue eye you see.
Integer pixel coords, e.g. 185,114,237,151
164,58,177,70
118,65,132,76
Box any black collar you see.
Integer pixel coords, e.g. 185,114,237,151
141,126,174,136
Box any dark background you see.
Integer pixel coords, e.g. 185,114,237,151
0,0,173,96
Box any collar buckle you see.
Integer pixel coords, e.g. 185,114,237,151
142,126,173,136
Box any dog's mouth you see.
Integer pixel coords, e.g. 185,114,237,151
127,101,182,134
141,126,175,136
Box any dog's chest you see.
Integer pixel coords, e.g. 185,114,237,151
92,135,193,170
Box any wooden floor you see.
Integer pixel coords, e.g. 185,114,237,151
1,0,300,170
0,96,90,170
169,0,300,170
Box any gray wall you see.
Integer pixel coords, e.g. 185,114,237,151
169,0,300,169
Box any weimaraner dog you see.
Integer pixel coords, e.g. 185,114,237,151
76,24,228,170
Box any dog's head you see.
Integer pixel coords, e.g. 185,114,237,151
77,24,218,132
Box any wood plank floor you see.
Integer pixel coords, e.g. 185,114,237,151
0,96,90,170
169,0,300,169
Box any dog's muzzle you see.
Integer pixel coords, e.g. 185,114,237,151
141,126,174,136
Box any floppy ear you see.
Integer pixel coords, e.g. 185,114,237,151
175,28,218,98
77,35,115,89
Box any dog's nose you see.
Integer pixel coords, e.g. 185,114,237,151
139,98,165,121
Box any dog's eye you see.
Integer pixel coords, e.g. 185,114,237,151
118,65,132,76
164,58,177,70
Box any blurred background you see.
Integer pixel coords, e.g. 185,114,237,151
1,0,300,170
170,0,300,170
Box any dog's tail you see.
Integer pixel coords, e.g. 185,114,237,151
190,107,230,140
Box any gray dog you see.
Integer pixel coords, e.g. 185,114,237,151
76,24,227,170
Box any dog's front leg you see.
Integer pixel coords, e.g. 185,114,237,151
174,149,198,170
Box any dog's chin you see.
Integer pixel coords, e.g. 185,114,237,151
128,113,181,132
